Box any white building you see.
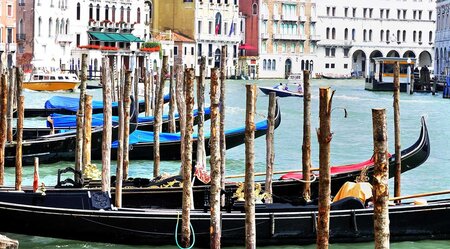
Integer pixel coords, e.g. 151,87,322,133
436,0,450,79
316,0,435,78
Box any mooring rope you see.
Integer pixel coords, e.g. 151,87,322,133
175,211,196,249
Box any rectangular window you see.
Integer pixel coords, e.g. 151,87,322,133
344,48,349,57
184,47,187,55
325,63,329,69
344,64,348,69
380,9,384,19
344,7,348,17
174,46,178,56
331,48,335,57
352,8,356,17
331,63,335,68
386,9,390,19
369,8,373,18
7,4,12,16
191,47,194,55
325,48,330,57
197,43,202,56
209,21,213,34
76,34,80,47
198,21,202,34
208,44,212,57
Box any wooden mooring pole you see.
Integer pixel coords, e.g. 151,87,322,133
6,68,15,142
197,57,207,168
181,68,195,247
209,68,221,249
83,95,93,167
302,70,312,202
168,65,176,133
175,66,186,168
0,74,7,185
144,67,150,116
15,95,24,191
316,87,334,249
153,56,168,177
393,62,402,203
76,54,88,180
115,79,124,207
123,71,132,180
101,57,112,193
245,84,257,249
220,45,227,202
264,92,276,203
372,108,390,249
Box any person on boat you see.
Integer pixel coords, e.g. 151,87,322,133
274,83,284,90
284,83,289,91
297,83,303,93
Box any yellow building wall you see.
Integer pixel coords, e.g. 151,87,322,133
153,1,195,39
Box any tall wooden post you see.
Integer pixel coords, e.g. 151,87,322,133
15,96,24,191
197,57,207,168
220,45,228,204
209,68,222,249
245,84,257,249
168,65,177,133
16,68,23,97
115,84,124,207
153,56,168,177
393,62,401,203
150,69,155,116
372,108,390,249
181,68,195,247
123,72,132,180
75,54,88,180
316,87,333,249
144,67,150,116
101,57,112,193
6,69,15,142
83,95,93,167
302,70,312,201
264,92,276,203
0,75,7,185
175,66,186,173
134,68,139,118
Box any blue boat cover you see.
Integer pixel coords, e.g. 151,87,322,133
44,94,170,112
111,119,268,148
48,113,119,127
48,106,212,128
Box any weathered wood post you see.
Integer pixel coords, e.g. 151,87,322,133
175,66,186,169
302,70,312,202
181,68,195,247
144,67,151,116
197,56,207,169
316,87,333,249
220,45,228,202
115,81,124,207
101,57,112,193
15,95,24,191
0,75,7,185
209,67,222,249
150,69,155,116
168,65,177,133
75,54,88,181
372,108,390,249
6,69,15,142
264,92,276,203
153,56,168,177
393,62,401,203
16,68,23,97
83,95,93,167
123,72,132,181
245,84,257,249
134,68,139,117
0,234,19,249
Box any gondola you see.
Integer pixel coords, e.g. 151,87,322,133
90,99,282,161
18,106,211,140
0,195,448,247
0,116,429,209
20,94,170,118
3,100,138,167
258,86,303,97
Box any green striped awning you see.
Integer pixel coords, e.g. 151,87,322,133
88,32,143,43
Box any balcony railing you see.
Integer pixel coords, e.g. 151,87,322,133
7,43,16,53
273,14,281,20
273,33,306,40
17,33,26,41
282,15,297,22
56,34,74,44
310,34,321,41
261,32,269,39
0,43,5,52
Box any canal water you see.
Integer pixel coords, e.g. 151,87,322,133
3,78,450,248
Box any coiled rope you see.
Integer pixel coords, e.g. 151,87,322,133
175,211,196,249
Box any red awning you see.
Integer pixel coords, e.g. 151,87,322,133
238,44,257,50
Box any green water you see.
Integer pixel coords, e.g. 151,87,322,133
3,78,450,248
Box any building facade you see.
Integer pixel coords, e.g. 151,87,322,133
151,0,242,77
316,0,435,78
1,0,16,69
258,0,319,79
436,0,450,79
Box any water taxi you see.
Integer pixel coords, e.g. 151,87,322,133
23,73,81,91
365,57,416,92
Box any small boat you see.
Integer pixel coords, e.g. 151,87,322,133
0,194,448,246
322,73,352,80
258,86,303,97
365,57,416,92
23,73,81,91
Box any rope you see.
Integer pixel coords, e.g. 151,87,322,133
175,211,196,249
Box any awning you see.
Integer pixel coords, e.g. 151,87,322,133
239,44,257,50
88,32,143,43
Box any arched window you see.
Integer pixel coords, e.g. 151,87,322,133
267,59,271,70
413,30,416,42
65,19,69,34
61,19,65,34
301,60,305,70
344,28,348,40
418,31,422,42
252,3,258,15
105,5,109,20
272,59,276,70
48,18,52,37
89,4,93,20
380,30,384,41
369,29,372,41
19,19,23,35
127,7,131,23
56,19,59,35
137,8,141,23
429,31,433,42
263,59,267,70
96,4,100,21
403,30,406,42
112,5,116,22
76,3,80,20
38,17,42,37
332,28,336,39
351,28,355,40
215,12,222,35
120,6,124,22
326,27,330,39
386,30,390,42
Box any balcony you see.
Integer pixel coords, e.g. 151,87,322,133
261,32,269,39
273,33,306,41
261,14,268,20
16,33,26,42
282,15,298,22
56,34,74,44
310,35,321,41
18,2,25,6
299,16,307,22
7,43,16,53
273,14,281,20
